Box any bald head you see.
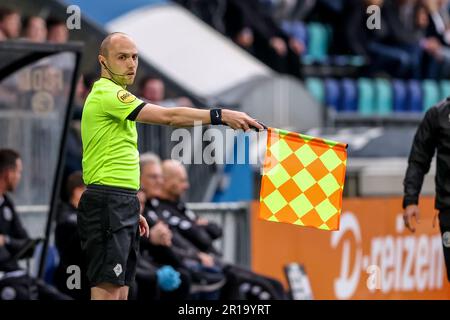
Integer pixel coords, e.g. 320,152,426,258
100,32,132,57
98,32,138,86
162,159,184,178
161,160,190,201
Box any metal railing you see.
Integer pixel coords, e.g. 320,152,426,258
186,202,251,268
137,124,218,202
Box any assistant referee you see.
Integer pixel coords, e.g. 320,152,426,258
79,32,263,300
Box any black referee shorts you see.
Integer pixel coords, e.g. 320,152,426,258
77,184,140,288
439,211,450,282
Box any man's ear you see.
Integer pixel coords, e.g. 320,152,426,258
98,55,105,67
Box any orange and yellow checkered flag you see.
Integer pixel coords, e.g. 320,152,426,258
259,128,347,231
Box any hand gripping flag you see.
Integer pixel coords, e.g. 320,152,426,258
259,128,348,231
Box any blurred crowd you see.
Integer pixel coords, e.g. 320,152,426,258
6,1,450,80
0,7,68,43
176,0,450,79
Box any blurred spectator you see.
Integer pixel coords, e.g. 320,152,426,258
160,160,221,254
138,153,193,300
157,159,288,300
46,17,69,43
139,76,193,107
60,75,86,202
53,171,90,300
22,16,47,43
82,73,97,95
416,2,432,39
261,0,311,50
0,149,71,300
0,7,21,40
344,0,374,58
414,1,448,78
173,0,227,33
423,0,450,44
262,0,317,22
354,0,423,79
422,36,450,77
223,0,303,78
140,154,227,299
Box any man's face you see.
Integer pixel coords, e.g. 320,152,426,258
141,163,164,198
142,79,165,102
1,13,21,38
6,159,22,192
99,35,138,86
165,166,190,199
25,17,47,43
48,24,69,44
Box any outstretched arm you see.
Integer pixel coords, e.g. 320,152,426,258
135,103,264,131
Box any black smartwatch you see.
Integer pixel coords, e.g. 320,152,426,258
210,108,224,125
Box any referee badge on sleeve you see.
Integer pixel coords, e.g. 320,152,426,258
117,90,136,103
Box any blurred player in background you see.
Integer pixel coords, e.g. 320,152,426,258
403,99,450,282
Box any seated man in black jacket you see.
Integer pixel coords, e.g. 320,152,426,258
223,0,303,78
157,159,288,300
0,149,71,300
140,153,226,299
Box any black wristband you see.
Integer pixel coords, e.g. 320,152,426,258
210,108,224,125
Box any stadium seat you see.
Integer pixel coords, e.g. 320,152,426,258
392,79,407,112
407,80,423,112
440,80,450,100
374,78,392,115
357,78,375,115
324,78,340,111
349,55,366,67
340,78,357,112
304,78,325,104
306,23,328,62
31,243,60,285
332,55,352,66
422,80,440,111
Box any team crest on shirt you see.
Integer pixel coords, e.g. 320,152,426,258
117,90,136,103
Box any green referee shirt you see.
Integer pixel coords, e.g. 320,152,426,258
81,77,145,190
